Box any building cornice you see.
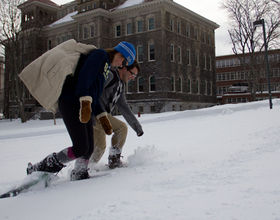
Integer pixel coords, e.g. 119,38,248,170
44,19,77,30
18,1,60,11
72,8,112,20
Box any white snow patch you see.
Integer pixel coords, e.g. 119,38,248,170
0,99,280,220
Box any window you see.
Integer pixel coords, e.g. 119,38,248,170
208,55,211,70
195,29,198,40
172,76,175,91
197,79,200,94
205,80,207,95
202,33,205,43
203,54,206,69
87,4,91,10
179,77,182,92
127,23,132,35
137,20,143,33
116,25,121,37
177,21,180,34
103,3,107,9
90,26,94,37
150,76,155,91
150,105,155,113
138,105,144,113
93,3,96,8
138,77,144,92
187,78,191,93
178,47,182,63
149,44,155,61
210,82,212,95
137,45,143,62
48,40,51,50
187,49,190,65
83,27,88,39
208,35,211,45
127,80,132,93
171,45,174,61
186,25,189,37
148,18,154,31
9,90,13,101
195,52,199,67
170,19,173,31
62,36,67,42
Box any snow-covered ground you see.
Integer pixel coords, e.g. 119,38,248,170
0,100,280,220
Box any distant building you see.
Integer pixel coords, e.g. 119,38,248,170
216,50,280,105
4,0,219,119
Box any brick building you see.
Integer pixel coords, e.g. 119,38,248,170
216,50,280,105
4,0,219,119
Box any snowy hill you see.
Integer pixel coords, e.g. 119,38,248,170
0,100,280,220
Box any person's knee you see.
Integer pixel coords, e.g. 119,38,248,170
72,144,92,158
119,121,128,135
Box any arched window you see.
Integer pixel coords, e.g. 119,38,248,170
127,80,132,93
196,79,200,94
138,77,144,92
150,76,155,92
172,76,175,91
179,77,182,92
187,78,191,93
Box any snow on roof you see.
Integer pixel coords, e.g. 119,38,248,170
46,0,149,28
47,11,78,28
113,0,145,10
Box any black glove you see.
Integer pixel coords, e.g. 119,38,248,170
137,131,144,137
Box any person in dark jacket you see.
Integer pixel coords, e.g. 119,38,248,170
26,42,136,181
89,60,143,169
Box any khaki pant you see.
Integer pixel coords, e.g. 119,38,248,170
89,114,128,164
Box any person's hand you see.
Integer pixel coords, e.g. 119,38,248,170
79,96,92,123
137,132,144,137
97,112,113,135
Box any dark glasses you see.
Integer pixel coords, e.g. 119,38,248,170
128,70,137,78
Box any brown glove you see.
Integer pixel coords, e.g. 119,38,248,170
79,96,92,123
97,112,113,135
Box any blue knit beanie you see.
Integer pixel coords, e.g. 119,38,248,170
114,42,136,66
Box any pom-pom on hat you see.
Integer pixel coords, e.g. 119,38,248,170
114,42,136,66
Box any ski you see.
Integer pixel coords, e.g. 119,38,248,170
0,166,126,199
0,172,53,199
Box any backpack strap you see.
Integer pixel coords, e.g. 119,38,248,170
104,69,119,90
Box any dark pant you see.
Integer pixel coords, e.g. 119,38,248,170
58,98,94,159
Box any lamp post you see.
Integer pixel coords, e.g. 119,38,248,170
253,19,273,109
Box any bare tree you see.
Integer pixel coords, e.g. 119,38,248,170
221,0,280,101
0,0,45,122
0,0,28,122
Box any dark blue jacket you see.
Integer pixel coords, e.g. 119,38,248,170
60,49,110,116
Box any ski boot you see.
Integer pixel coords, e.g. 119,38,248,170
108,154,123,169
27,153,65,175
70,169,90,181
